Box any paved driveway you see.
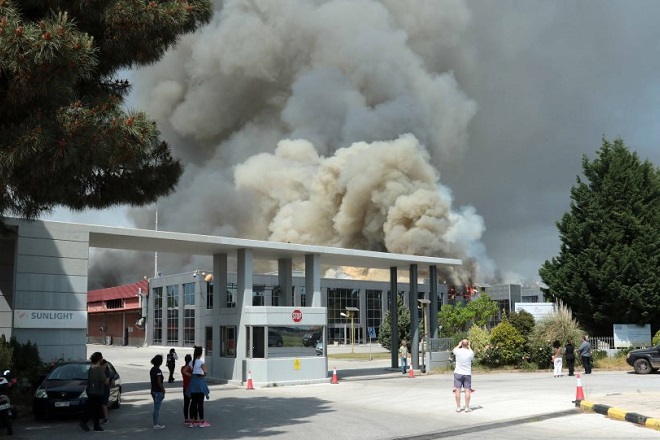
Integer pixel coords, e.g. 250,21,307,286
9,344,660,439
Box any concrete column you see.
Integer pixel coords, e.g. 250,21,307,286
359,288,367,344
430,266,438,339
304,254,321,307
12,220,89,361
237,249,253,308
211,253,227,377
409,265,419,369
390,267,398,368
278,258,293,306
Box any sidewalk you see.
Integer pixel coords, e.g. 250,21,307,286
579,392,660,431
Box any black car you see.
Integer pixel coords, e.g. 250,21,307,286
626,345,660,374
33,361,121,420
303,332,322,347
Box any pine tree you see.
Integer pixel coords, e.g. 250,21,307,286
0,0,212,228
540,138,660,335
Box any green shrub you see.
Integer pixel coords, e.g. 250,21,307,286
532,302,583,349
0,335,12,369
467,325,489,363
519,360,538,371
591,349,608,368
509,310,535,337
653,330,660,346
378,296,411,351
483,320,525,366
526,338,554,369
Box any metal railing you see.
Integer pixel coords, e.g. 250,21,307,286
427,337,453,352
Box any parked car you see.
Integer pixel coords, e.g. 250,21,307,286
315,340,324,356
303,332,322,347
626,345,660,374
268,331,283,347
33,361,121,420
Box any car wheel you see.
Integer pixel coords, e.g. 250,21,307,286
633,358,652,374
111,390,121,409
276,340,283,347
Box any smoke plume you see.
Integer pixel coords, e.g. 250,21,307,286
90,0,497,286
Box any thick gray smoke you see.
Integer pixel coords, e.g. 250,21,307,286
72,0,660,288
118,0,493,284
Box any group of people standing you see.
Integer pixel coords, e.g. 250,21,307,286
552,335,593,377
150,346,211,430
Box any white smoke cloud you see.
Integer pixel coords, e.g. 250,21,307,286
116,0,494,284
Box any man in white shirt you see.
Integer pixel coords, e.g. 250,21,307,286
452,339,475,412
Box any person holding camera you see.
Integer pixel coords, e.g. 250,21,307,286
452,339,475,413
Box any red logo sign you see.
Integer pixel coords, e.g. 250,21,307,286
292,309,303,322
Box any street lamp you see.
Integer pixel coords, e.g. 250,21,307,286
418,299,430,373
341,307,359,354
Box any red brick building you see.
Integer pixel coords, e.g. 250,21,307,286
87,279,148,347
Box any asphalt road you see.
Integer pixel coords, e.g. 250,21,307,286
6,344,660,439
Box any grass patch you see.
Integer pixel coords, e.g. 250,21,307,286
593,356,629,371
328,352,392,361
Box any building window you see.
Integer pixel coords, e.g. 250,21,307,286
522,296,538,302
206,282,213,309
106,299,123,309
183,282,195,306
253,285,265,306
366,289,382,339
220,326,236,358
272,285,281,306
153,287,163,345
184,309,195,344
166,285,179,345
205,326,212,356
327,288,360,325
227,283,237,308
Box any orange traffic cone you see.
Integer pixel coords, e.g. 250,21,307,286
409,365,415,378
331,366,339,384
574,373,585,404
246,370,254,390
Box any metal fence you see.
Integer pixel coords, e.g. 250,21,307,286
589,336,615,350
427,337,453,352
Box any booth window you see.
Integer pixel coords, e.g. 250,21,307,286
220,326,236,358
245,325,325,358
247,326,265,358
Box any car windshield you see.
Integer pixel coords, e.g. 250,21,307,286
48,364,90,380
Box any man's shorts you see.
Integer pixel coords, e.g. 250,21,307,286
453,373,472,390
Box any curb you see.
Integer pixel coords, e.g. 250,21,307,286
579,400,660,431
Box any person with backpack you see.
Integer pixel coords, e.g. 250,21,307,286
187,346,210,428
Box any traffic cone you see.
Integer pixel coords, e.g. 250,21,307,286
331,366,339,384
246,370,254,390
573,373,585,404
409,365,415,378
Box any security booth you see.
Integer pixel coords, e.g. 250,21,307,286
243,306,327,386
